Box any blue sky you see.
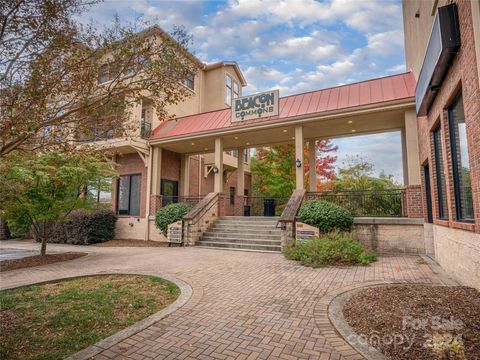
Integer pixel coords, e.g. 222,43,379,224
82,0,406,183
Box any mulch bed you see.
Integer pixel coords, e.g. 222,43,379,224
94,239,169,247
0,252,87,272
343,285,480,360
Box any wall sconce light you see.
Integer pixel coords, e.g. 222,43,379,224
212,165,219,174
296,159,302,168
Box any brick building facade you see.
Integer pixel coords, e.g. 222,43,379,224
403,0,480,288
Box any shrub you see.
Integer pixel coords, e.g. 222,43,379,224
155,203,192,236
46,209,117,245
298,200,353,233
284,232,377,267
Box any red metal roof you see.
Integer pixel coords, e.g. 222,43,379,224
150,72,415,140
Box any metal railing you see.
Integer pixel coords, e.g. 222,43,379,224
161,195,205,208
243,196,290,216
305,189,406,217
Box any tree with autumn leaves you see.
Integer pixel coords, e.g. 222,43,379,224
1,0,200,157
251,140,338,197
0,0,201,250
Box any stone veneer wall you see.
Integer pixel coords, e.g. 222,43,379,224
354,218,425,254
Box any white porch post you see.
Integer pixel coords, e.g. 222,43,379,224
180,154,190,196
295,126,304,190
404,110,421,185
214,137,224,193
237,147,245,196
308,139,316,192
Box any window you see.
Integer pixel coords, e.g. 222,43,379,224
225,74,232,105
230,187,235,205
184,72,194,90
233,81,240,98
448,93,474,221
88,178,113,204
140,108,152,138
433,127,448,220
161,179,179,206
243,148,248,163
98,64,109,84
117,174,141,216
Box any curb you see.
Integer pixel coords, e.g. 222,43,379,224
7,272,194,360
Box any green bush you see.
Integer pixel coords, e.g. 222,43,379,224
155,203,192,236
284,232,377,267
45,209,117,245
298,200,353,233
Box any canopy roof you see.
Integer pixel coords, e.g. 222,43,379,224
150,72,415,142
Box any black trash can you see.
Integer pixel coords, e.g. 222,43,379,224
263,198,276,217
243,205,251,216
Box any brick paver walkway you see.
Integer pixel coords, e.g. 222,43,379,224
0,240,446,360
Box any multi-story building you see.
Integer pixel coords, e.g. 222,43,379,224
403,0,480,288
92,27,252,240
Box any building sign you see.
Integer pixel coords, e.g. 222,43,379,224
167,221,183,243
231,90,279,122
295,222,319,242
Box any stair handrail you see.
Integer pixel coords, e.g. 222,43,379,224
277,189,306,229
182,192,219,246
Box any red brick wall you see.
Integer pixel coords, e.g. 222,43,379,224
405,185,424,218
112,153,147,218
417,0,480,233
161,149,181,181
186,155,252,197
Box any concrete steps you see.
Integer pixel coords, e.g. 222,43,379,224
197,216,282,253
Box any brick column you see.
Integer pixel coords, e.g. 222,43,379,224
404,185,424,218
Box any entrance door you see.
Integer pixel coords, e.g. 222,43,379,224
161,179,179,206
423,164,433,223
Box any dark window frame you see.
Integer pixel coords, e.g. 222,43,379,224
423,164,433,224
229,187,235,205
433,127,448,220
161,179,179,206
447,92,474,222
116,173,141,216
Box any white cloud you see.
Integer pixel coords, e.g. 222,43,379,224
386,64,406,72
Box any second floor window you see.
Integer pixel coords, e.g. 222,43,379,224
225,74,232,105
140,108,152,139
184,72,194,90
98,64,109,84
233,81,239,99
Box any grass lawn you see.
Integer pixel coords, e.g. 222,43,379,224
0,275,179,360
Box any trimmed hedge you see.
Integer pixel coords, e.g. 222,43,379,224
45,209,117,245
298,200,353,233
284,232,377,267
155,203,192,236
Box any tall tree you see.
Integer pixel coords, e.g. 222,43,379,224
333,155,399,190
0,151,117,255
0,0,201,157
251,140,337,197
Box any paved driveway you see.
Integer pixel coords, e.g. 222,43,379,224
0,240,446,360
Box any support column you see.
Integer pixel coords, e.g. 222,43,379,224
295,126,304,190
151,147,162,197
180,154,190,196
308,139,316,192
214,137,223,193
145,146,161,241
236,147,245,196
404,110,421,185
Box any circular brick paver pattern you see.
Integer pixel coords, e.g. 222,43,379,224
0,241,446,360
